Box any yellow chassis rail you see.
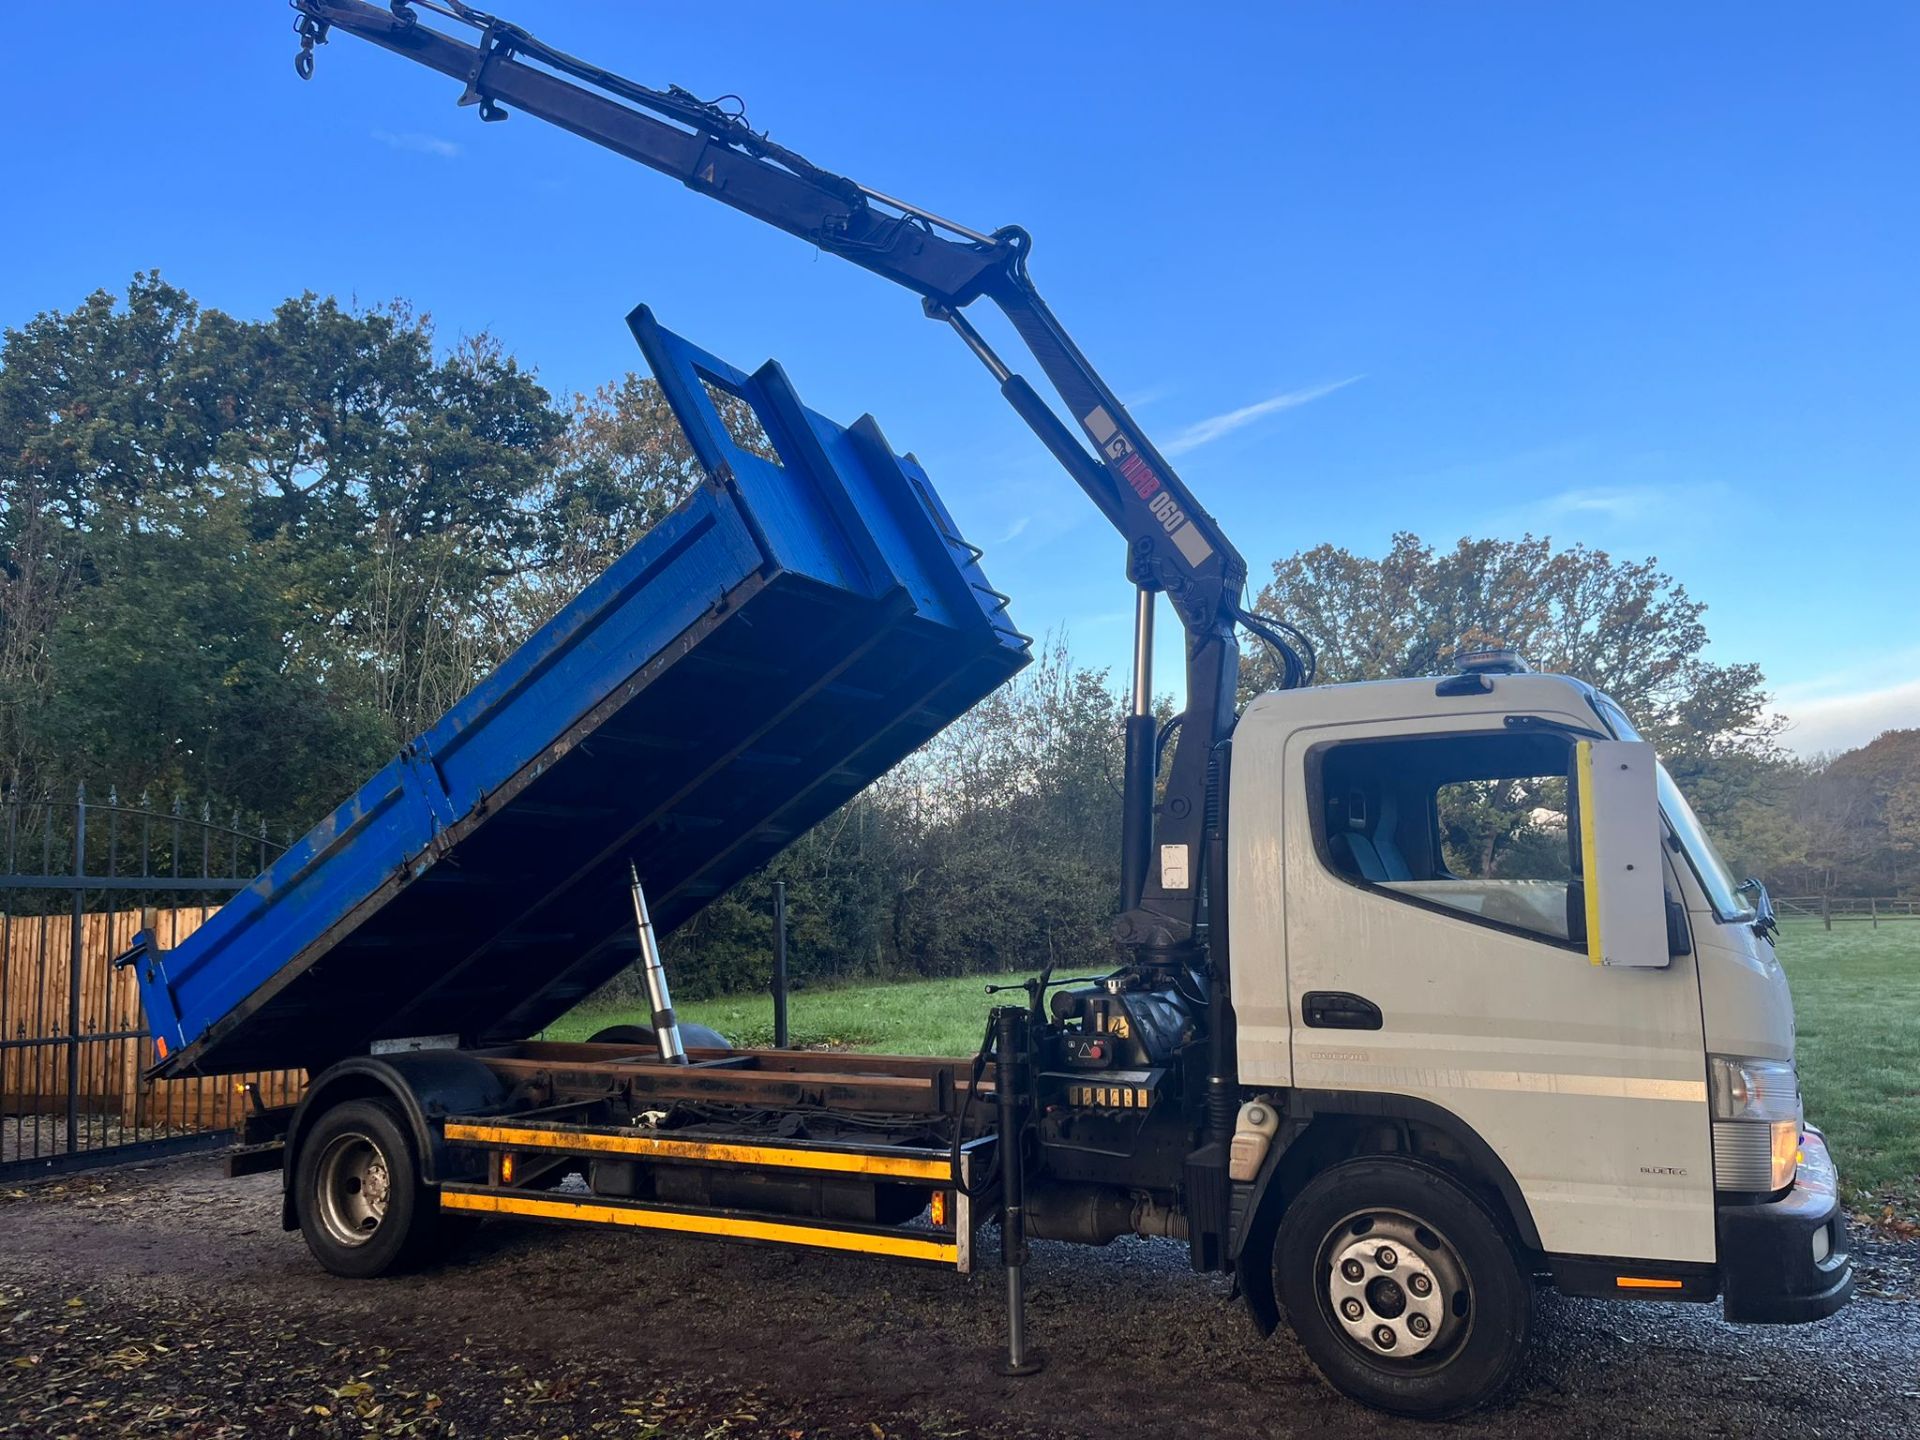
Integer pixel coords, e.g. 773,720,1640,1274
440,1185,960,1265
444,1121,952,1180
440,1117,987,1271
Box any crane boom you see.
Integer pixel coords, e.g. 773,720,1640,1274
290,0,1310,957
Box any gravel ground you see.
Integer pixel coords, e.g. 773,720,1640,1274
2,1156,1917,1439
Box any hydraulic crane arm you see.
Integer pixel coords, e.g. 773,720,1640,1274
290,0,1312,952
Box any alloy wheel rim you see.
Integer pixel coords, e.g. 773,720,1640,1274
315,1131,392,1248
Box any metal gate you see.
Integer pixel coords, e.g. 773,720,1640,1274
1,784,301,1182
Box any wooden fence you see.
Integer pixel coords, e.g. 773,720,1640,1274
0,904,304,1132
1775,896,1920,929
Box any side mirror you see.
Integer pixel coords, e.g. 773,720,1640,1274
1575,740,1671,967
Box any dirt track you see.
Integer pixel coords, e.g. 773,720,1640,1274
3,1156,1917,1439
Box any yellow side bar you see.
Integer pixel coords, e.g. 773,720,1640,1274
441,1187,958,1265
443,1122,951,1181
1615,1275,1685,1290
1575,740,1604,966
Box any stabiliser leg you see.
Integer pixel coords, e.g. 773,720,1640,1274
994,1004,1044,1377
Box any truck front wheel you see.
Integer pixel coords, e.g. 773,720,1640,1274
294,1098,440,1279
1273,1157,1530,1418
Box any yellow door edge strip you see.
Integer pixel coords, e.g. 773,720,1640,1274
1575,740,1604,966
1615,1275,1685,1290
439,1187,958,1265
443,1123,952,1181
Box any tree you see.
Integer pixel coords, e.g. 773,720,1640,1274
1248,532,1779,748
1,274,208,788
876,638,1126,979
1787,731,1920,896
192,300,570,740
0,275,572,805
510,373,708,627
22,490,390,818
639,638,1132,998
1245,532,1792,876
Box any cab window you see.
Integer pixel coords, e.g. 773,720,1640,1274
1314,730,1581,946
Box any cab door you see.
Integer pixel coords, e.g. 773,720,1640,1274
1280,715,1715,1263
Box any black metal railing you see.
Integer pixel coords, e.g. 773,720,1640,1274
1,783,300,1182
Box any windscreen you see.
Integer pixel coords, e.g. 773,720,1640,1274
1592,693,1753,923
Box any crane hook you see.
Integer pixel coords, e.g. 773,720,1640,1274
293,12,329,81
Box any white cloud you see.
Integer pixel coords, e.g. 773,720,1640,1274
996,516,1031,543
1770,652,1920,757
1161,376,1362,457
1538,484,1667,523
1775,678,1920,756
373,129,462,159
1470,473,1734,544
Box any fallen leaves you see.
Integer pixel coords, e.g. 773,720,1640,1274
0,1273,970,1439
1846,1193,1920,1241
1877,1202,1920,1240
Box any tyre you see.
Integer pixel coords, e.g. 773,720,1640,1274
1273,1157,1531,1418
586,1021,732,1051
294,1098,442,1279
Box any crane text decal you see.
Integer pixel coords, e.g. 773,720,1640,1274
1081,407,1215,569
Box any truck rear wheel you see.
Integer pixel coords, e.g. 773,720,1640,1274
1273,1157,1530,1418
294,1098,441,1279
587,1022,732,1051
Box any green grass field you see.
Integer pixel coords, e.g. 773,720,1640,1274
1776,916,1920,1210
545,969,1026,1055
552,916,1919,1208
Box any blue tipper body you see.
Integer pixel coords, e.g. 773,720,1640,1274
128,307,1028,1078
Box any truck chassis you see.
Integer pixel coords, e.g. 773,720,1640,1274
249,1032,1047,1356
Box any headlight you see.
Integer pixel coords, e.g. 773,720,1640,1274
1709,1056,1802,1192
1709,1056,1799,1121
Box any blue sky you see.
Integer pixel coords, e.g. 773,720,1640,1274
4,3,1915,753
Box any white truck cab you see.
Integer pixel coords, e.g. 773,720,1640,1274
1225,661,1850,1410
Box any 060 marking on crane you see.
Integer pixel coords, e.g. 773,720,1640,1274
1079,406,1215,568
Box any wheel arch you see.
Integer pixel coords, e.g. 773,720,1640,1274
1232,1090,1543,1335
281,1051,507,1230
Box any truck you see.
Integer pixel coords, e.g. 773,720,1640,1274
120,0,1851,1418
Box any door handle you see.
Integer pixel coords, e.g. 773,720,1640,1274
1302,991,1383,1030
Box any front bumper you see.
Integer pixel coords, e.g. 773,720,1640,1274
1718,1127,1854,1324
